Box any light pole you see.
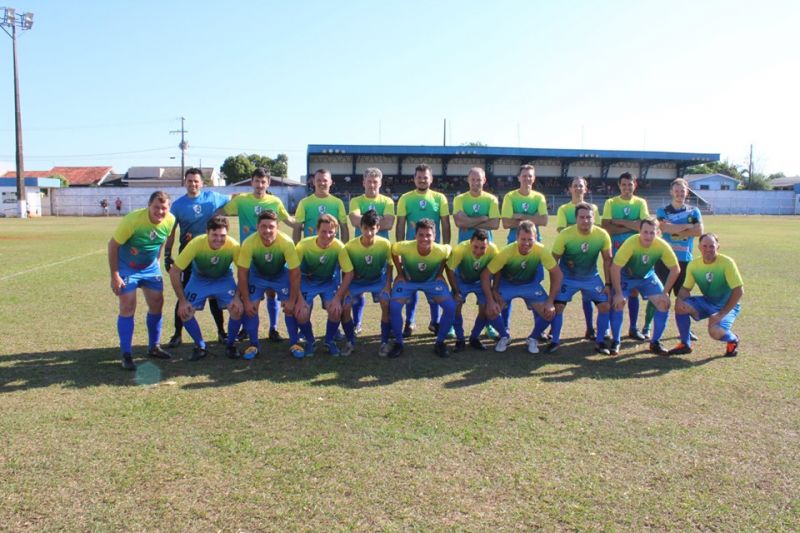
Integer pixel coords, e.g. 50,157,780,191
170,116,188,184
1,7,33,218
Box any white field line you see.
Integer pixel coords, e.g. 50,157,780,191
0,248,105,282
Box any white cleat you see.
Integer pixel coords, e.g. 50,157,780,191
526,337,540,354
378,342,392,357
341,341,355,357
495,336,510,353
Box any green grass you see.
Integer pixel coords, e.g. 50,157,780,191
1,215,799,530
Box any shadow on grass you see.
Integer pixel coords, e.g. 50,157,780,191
0,334,726,393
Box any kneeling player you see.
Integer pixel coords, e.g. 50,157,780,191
388,218,456,358
169,215,243,361
670,233,744,357
609,217,680,356
481,221,562,354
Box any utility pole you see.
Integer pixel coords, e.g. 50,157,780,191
748,144,754,187
170,117,188,184
443,118,446,146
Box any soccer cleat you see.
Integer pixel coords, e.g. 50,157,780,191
543,342,560,354
628,329,647,342
608,342,621,356
641,328,651,340
325,341,341,357
226,344,240,359
147,345,172,360
593,343,610,356
584,328,596,340
388,342,404,358
649,341,669,357
237,329,248,341
242,346,259,360
453,339,466,353
167,334,182,349
434,341,450,358
217,331,227,344
689,331,699,341
724,339,739,358
341,341,355,357
469,337,487,351
536,333,552,343
446,326,456,339
495,336,510,353
333,330,346,342
121,354,136,371
526,337,540,354
668,342,693,356
189,346,208,362
304,341,317,358
378,342,392,357
289,344,305,359
402,323,415,338
354,323,363,336
428,323,440,336
484,325,499,340
268,328,284,342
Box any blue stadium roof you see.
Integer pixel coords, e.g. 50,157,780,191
0,177,62,188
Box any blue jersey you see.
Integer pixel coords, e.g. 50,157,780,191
170,190,229,249
656,204,702,262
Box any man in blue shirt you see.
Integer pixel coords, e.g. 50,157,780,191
164,168,229,347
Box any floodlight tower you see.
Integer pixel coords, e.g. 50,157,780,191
1,7,33,218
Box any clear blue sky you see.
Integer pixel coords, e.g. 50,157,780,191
0,0,797,178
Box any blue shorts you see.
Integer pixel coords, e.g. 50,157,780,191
249,269,292,302
119,262,163,295
620,272,664,300
499,282,548,309
455,278,486,305
349,277,390,304
557,275,608,304
303,278,338,306
392,279,452,302
185,275,237,309
683,296,740,331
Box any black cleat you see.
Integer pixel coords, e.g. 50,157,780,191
268,328,284,342
167,334,182,349
434,341,450,358
147,345,172,360
649,341,669,356
388,343,404,358
668,343,693,356
584,328,596,340
469,337,488,351
402,323,415,338
121,353,136,371
226,344,240,359
724,339,739,358
593,343,610,356
689,331,699,342
608,343,621,356
543,342,560,354
453,339,466,353
428,323,440,336
628,329,647,341
190,346,208,362
536,333,552,343
217,331,227,344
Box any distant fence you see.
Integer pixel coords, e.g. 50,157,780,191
696,190,799,215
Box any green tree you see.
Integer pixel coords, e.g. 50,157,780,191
739,172,772,191
686,160,744,181
220,153,288,184
49,173,69,188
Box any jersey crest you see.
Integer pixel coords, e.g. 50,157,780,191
254,205,263,215
368,204,375,212
365,255,373,265
149,230,157,240
319,255,328,264
210,256,219,265
472,260,481,271
580,242,589,253
419,200,427,209
641,254,649,265
623,207,631,216
705,272,714,283
193,204,202,215
520,260,527,270
264,252,273,262
471,203,480,213
521,202,530,212
318,205,326,214
418,262,427,272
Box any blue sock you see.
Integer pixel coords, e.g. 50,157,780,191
243,314,260,348
488,316,507,337
469,316,487,340
298,321,314,346
453,314,465,341
342,319,356,343
582,298,594,330
429,301,440,326
285,315,300,345
380,320,391,344
390,301,405,344
325,319,339,343
530,313,549,339
628,297,640,331
501,303,512,334
266,295,279,331
435,299,456,343
652,310,668,342
146,313,162,349
596,311,610,344
117,315,134,355
227,317,242,346
720,330,737,343
183,317,205,348
353,294,366,328
676,313,692,346
549,313,563,344
405,292,418,326
610,310,624,344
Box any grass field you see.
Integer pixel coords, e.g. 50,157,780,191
1,215,799,531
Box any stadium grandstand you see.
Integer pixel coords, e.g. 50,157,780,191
306,144,720,213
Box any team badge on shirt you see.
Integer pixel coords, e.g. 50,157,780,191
418,263,427,271
264,253,273,262
705,272,714,283
641,255,649,264
472,260,481,271
193,204,202,215
318,205,326,214
210,256,219,265
254,206,263,215
580,242,589,253
368,204,375,212
520,260,527,270
419,200,427,209
521,202,530,212
149,230,157,240
365,255,373,265
623,207,631,216
471,203,480,213
320,256,327,264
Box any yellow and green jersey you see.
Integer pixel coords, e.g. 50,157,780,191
113,208,176,270
601,195,650,251
175,234,240,279
556,201,601,229
341,236,392,282
684,254,743,307
295,194,348,238
296,236,352,283
349,193,395,238
452,190,501,242
238,231,299,279
613,235,678,279
552,225,612,280
500,189,548,243
396,189,450,242
223,192,290,242
392,240,451,283
487,241,556,285
447,240,499,284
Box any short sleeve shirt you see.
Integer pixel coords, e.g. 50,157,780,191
396,190,450,242
170,190,229,248
349,194,395,238
113,209,176,270
392,240,451,283
452,190,501,242
613,235,678,279
601,195,650,252
446,240,499,284
175,234,240,279
683,254,743,307
500,189,548,243
238,231,299,279
552,225,612,280
295,236,350,283
341,236,392,283
295,194,348,238
656,204,703,262
556,201,601,229
487,241,557,285
223,193,290,242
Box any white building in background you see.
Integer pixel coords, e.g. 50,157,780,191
685,173,740,191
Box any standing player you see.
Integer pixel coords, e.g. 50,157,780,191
500,164,548,244
551,203,614,355
395,164,451,337
602,172,650,341
481,221,562,354
388,218,456,358
294,168,349,242
165,168,229,348
168,215,243,361
446,229,502,351
452,167,500,242
556,176,602,340
642,177,703,339
670,233,744,357
609,217,680,356
222,167,295,342
338,209,394,356
347,167,395,334
108,191,176,370
237,210,303,360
